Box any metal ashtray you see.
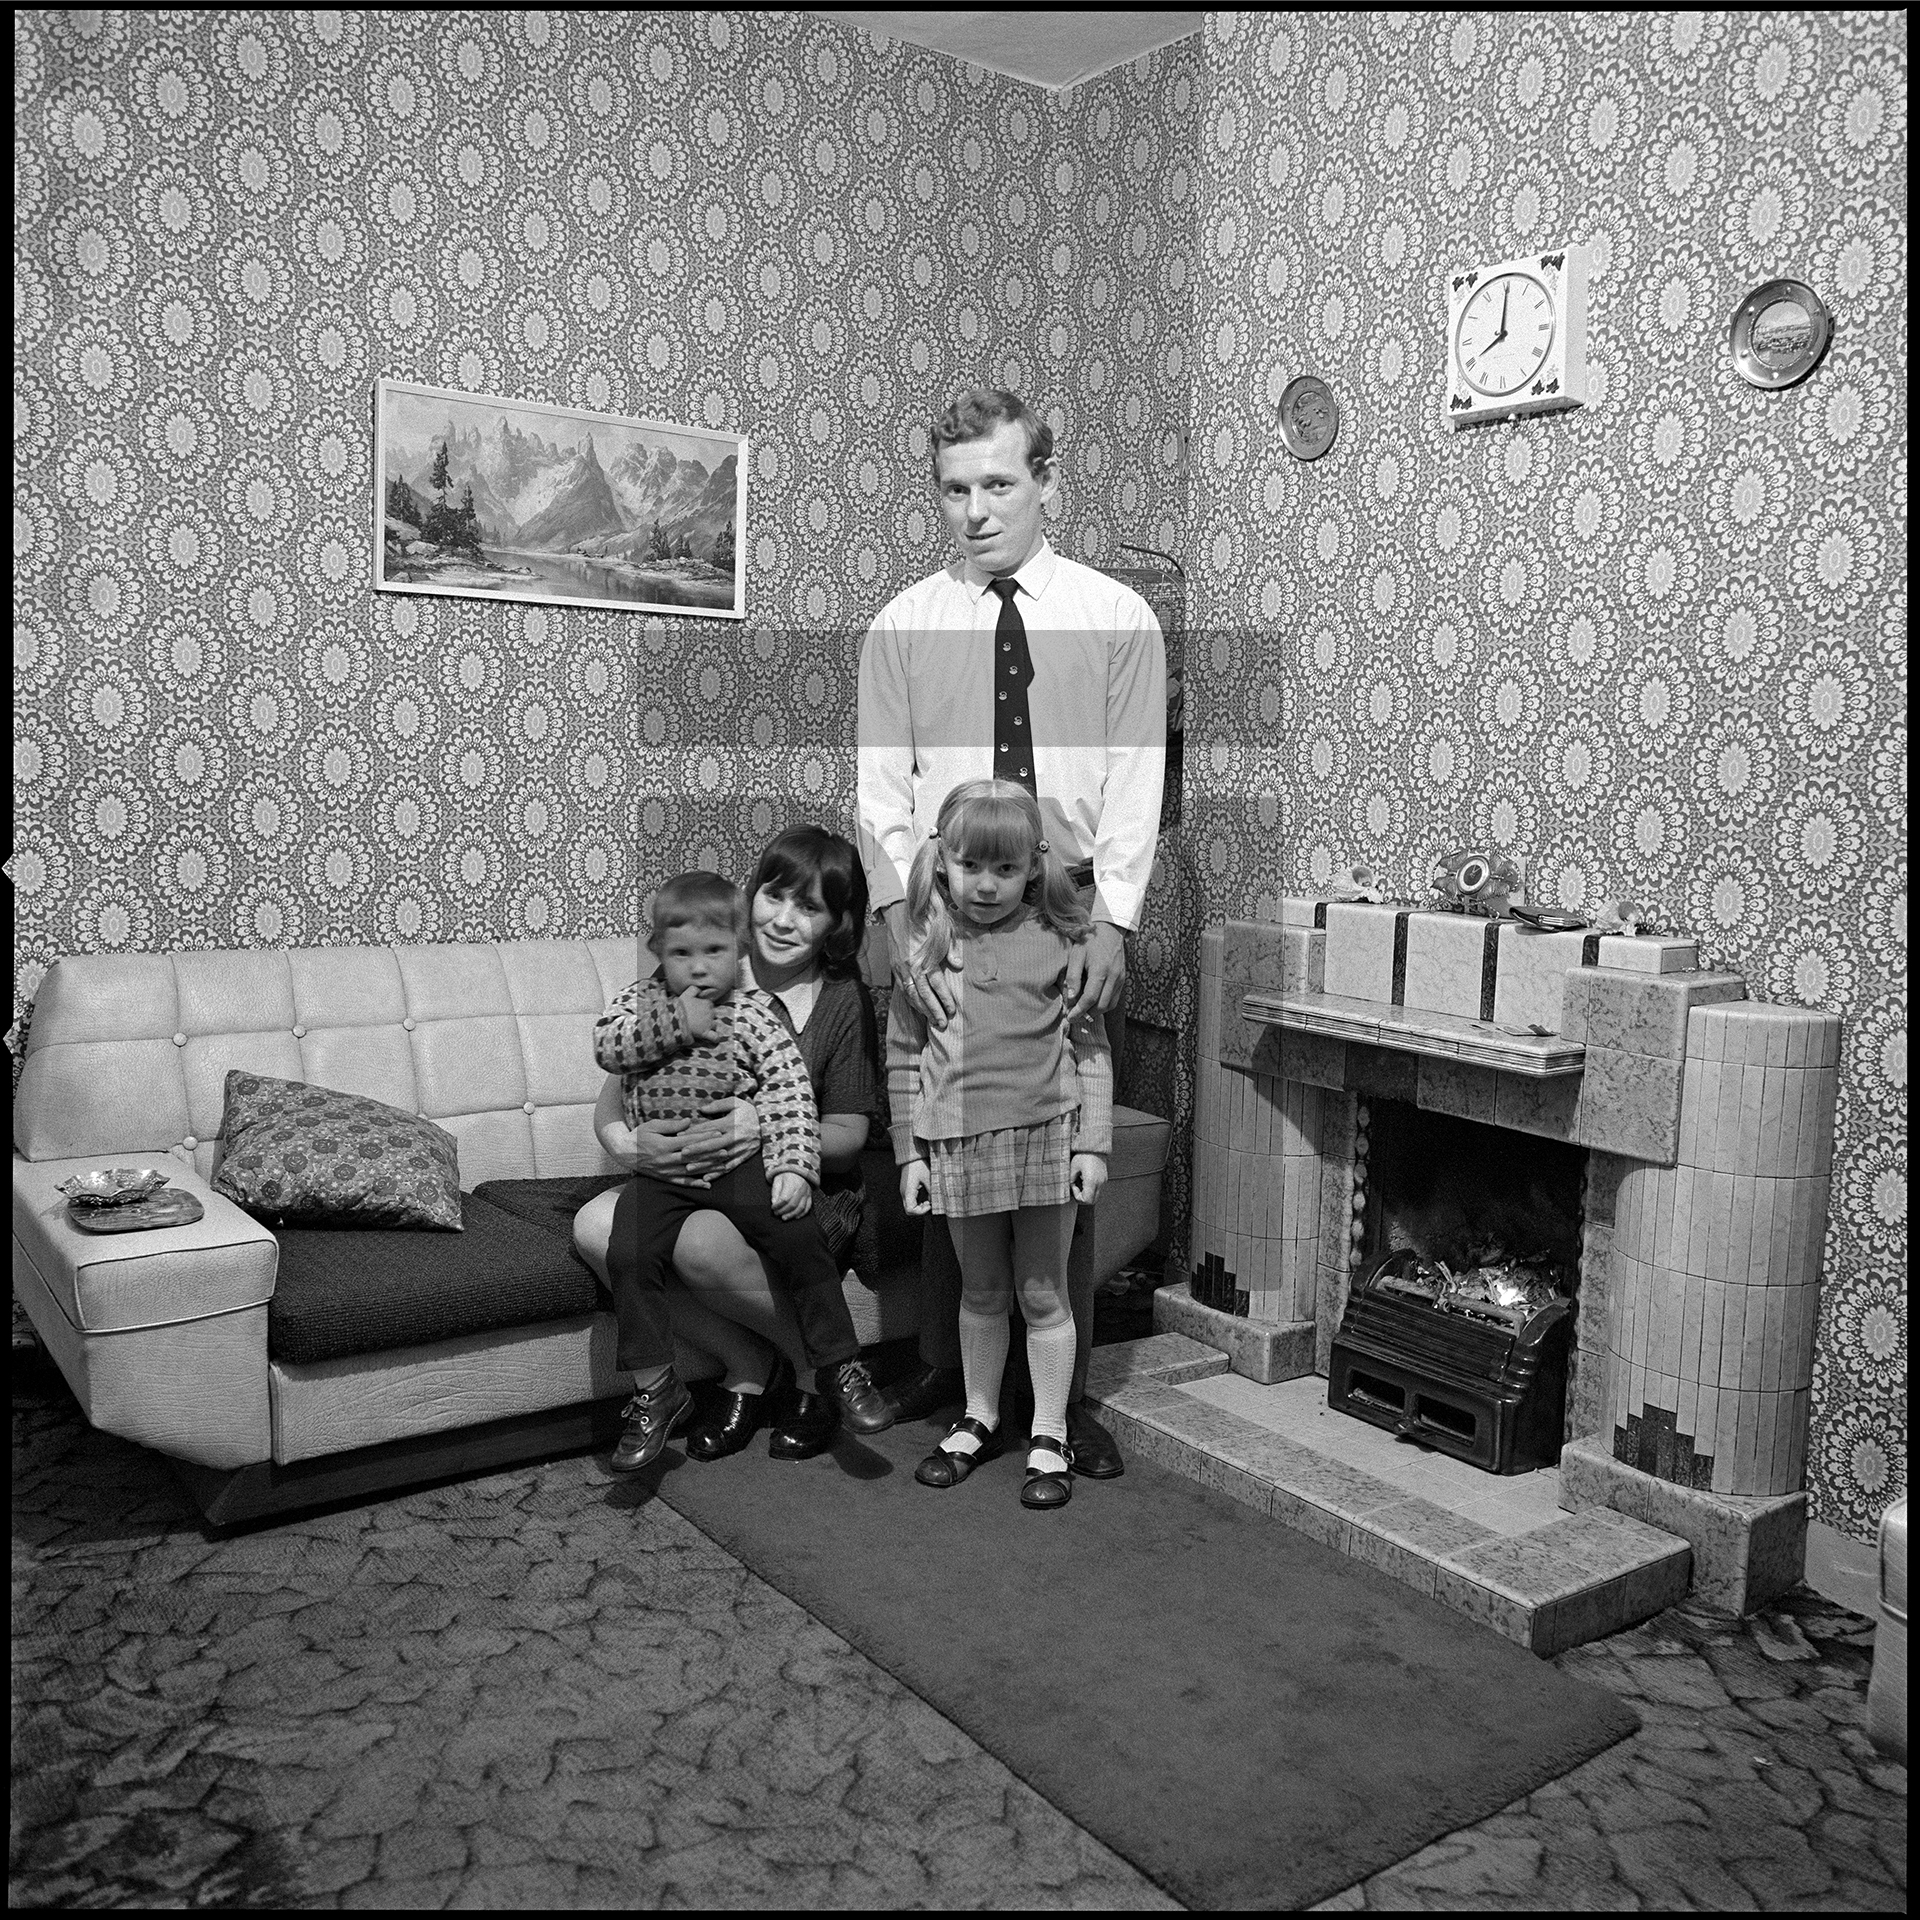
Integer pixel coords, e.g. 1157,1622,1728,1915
57,1167,172,1208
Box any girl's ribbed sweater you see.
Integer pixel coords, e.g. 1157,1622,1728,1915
885,905,1112,1164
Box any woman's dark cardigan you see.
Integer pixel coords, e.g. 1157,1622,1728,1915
765,971,882,1268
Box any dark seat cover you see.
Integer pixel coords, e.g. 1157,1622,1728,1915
268,1191,603,1366
471,1174,625,1245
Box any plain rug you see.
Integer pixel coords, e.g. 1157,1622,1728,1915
658,1417,1639,1911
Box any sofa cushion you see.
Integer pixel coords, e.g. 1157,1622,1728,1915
212,1070,463,1230
472,1174,626,1246
268,1192,600,1365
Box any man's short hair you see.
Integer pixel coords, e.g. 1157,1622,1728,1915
930,387,1055,479
646,871,746,953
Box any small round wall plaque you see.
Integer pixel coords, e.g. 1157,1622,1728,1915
1729,278,1832,390
1278,374,1339,460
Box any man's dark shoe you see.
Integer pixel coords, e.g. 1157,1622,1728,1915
610,1372,693,1473
824,1357,894,1434
1066,1399,1124,1479
767,1390,839,1460
684,1388,766,1461
883,1362,964,1424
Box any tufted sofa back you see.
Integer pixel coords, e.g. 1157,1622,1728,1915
14,938,649,1188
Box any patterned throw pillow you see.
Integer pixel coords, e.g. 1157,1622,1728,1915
211,1070,464,1231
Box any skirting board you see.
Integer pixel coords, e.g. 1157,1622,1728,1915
1804,1518,1879,1620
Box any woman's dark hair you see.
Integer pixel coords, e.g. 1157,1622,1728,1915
746,826,869,979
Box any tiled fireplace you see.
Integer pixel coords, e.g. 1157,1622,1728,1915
1163,904,1843,1613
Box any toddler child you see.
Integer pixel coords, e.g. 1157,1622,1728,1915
594,870,889,1472
888,780,1112,1510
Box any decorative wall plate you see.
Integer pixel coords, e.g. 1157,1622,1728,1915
1728,279,1832,390
1277,374,1339,460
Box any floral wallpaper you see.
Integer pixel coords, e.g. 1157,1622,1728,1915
1179,9,1906,1539
10,6,1905,1545
12,6,1195,990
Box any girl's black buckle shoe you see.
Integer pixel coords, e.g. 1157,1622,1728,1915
915,1415,999,1488
685,1388,766,1461
1021,1434,1075,1509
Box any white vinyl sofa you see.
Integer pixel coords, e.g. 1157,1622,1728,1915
12,936,1169,1523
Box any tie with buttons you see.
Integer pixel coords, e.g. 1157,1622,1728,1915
988,577,1036,794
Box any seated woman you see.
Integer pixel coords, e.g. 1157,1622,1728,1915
575,824,882,1461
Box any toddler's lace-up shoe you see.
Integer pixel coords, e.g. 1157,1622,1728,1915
824,1357,894,1434
610,1372,693,1473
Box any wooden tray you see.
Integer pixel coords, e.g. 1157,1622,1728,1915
67,1191,206,1234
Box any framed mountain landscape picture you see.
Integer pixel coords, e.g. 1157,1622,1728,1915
374,379,747,619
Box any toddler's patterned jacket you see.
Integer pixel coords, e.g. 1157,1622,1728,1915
593,979,820,1183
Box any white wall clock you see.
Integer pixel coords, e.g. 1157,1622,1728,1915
1444,245,1589,428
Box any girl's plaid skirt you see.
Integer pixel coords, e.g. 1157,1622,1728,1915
927,1112,1073,1216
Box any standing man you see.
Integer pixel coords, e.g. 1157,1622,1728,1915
857,387,1165,1480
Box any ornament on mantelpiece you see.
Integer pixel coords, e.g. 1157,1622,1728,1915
1592,896,1660,937
1327,861,1391,903
1509,903,1593,933
1427,847,1524,916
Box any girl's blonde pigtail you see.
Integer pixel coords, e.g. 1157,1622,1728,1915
1031,842,1093,944
904,833,955,980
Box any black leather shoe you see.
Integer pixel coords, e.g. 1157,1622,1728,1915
767,1390,839,1460
824,1358,894,1434
684,1389,766,1461
1065,1400,1124,1479
883,1363,965,1424
610,1372,693,1473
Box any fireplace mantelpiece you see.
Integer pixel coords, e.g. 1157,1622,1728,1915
1247,989,1588,1075
1173,915,1843,1614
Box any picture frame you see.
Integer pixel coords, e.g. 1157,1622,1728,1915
374,378,747,619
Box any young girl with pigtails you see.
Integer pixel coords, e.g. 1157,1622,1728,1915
888,777,1112,1510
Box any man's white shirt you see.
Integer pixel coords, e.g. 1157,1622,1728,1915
856,540,1166,931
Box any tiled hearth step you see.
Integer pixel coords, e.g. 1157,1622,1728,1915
1085,1336,1691,1658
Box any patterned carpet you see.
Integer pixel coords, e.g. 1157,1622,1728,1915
10,1321,1907,1910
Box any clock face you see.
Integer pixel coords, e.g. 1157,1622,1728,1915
1454,271,1557,398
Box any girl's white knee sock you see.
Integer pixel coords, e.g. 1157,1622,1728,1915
951,1304,1010,1452
1026,1319,1076,1448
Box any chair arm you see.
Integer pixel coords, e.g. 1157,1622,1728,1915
13,1154,278,1470
13,1155,278,1332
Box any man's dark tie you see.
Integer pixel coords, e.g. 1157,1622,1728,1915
988,577,1036,794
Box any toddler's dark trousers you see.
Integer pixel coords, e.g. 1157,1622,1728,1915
606,1163,862,1375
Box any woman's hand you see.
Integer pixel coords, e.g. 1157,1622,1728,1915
623,1102,759,1187
900,1159,932,1215
1069,1153,1108,1206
